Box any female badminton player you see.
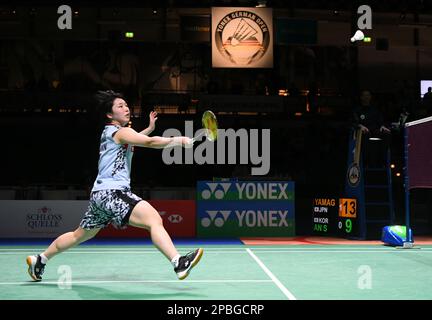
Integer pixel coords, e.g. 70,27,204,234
26,90,203,282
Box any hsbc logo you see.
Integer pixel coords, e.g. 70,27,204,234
159,211,184,224
168,214,183,224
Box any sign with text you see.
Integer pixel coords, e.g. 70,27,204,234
212,7,273,68
0,201,86,238
0,200,196,238
311,197,359,237
97,200,196,238
197,181,295,237
311,197,337,235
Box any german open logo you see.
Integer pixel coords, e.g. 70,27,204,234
347,163,361,187
212,7,273,68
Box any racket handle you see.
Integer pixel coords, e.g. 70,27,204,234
192,131,205,143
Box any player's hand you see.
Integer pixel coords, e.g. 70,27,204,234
359,124,369,134
380,126,391,133
182,137,194,149
148,111,158,130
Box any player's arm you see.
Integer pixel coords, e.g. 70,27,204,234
139,127,153,136
115,127,192,149
139,111,158,136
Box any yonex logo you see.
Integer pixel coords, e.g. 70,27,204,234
201,183,232,200
200,182,290,200
201,210,231,228
200,210,289,228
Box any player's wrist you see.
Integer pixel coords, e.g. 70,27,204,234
171,136,183,146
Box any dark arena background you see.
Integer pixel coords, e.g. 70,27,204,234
1,0,432,312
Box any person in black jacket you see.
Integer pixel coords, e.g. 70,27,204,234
352,90,391,167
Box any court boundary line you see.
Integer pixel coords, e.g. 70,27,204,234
2,246,431,251
246,248,297,300
0,247,250,251
0,279,273,286
2,249,431,255
0,251,251,255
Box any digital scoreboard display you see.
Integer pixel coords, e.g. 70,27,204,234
312,197,359,238
312,198,337,235
337,198,357,236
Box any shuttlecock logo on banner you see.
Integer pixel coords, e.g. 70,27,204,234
212,7,273,68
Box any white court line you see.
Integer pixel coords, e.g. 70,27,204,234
1,246,429,251
1,249,430,255
0,279,273,286
246,248,296,300
0,247,250,251
0,246,376,251
0,251,248,255
243,250,431,253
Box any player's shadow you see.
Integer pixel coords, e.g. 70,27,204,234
74,284,206,300
20,282,207,300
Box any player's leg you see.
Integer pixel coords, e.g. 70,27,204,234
128,200,203,280
128,200,178,260
26,227,100,281
43,227,101,260
26,191,106,282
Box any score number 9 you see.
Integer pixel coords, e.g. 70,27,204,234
338,219,352,233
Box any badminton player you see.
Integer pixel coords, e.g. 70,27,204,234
26,90,203,281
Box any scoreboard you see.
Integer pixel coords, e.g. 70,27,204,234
312,197,360,238
338,198,357,236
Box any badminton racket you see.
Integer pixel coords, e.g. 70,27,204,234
192,110,218,143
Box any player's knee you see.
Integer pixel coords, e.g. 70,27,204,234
74,228,96,243
83,232,97,242
153,212,164,226
149,210,163,228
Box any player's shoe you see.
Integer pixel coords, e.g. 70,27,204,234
26,255,46,282
174,248,203,280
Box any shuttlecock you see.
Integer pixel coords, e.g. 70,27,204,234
350,30,365,42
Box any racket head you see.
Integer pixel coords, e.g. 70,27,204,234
202,110,218,141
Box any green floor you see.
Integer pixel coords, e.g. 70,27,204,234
1,244,432,300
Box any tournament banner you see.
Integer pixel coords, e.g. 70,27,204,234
0,201,87,238
211,7,273,68
197,201,295,237
197,181,295,237
0,200,196,238
197,181,294,201
98,200,196,238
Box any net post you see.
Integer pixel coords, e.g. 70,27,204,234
404,124,412,243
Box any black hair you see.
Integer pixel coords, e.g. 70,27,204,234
94,90,124,123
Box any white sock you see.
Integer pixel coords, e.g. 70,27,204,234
171,254,180,268
40,253,48,264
